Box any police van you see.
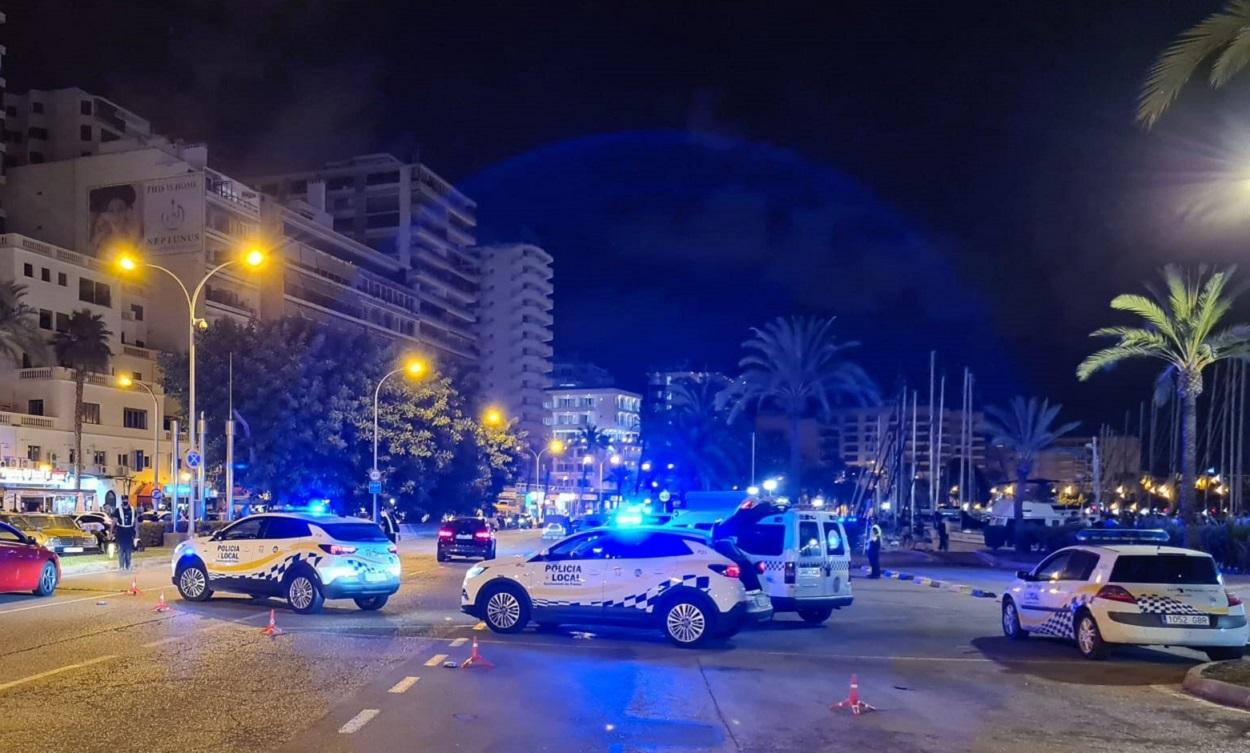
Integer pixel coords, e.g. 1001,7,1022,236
171,513,401,614
460,526,773,646
711,501,854,623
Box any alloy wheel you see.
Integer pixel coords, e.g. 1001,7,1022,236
667,602,706,644
487,591,521,629
289,577,314,610
180,568,206,598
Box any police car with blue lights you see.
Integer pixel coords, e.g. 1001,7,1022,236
1001,529,1247,660
460,526,773,646
171,512,401,614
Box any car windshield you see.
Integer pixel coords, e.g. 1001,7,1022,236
25,515,79,530
318,522,389,542
1109,554,1220,585
0,514,30,528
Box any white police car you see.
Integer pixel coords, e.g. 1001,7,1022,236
460,527,773,646
171,513,401,614
1001,529,1248,660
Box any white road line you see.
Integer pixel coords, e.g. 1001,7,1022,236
0,654,118,693
449,637,468,647
141,636,182,648
424,654,448,667
473,622,487,631
0,591,124,616
387,676,420,694
338,709,380,734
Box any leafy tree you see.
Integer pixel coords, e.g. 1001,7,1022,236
982,397,1079,524
0,282,46,365
1077,266,1250,520
1138,2,1250,127
51,311,111,489
652,377,747,491
726,315,878,495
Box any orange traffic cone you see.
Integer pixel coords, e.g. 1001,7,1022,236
151,591,172,613
125,575,141,596
259,608,285,637
832,674,876,715
460,636,494,669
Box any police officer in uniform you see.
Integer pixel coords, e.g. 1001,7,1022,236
380,507,400,544
114,495,137,571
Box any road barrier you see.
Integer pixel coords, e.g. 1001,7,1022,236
876,568,997,600
460,637,494,669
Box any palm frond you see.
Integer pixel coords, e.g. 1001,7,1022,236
1077,344,1165,381
1138,1,1250,127
1211,20,1250,86
1107,294,1177,342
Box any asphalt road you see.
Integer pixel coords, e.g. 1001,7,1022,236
2,532,1248,753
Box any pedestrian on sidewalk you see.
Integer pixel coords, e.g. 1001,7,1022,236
934,513,949,552
380,507,400,543
114,495,136,571
866,522,882,578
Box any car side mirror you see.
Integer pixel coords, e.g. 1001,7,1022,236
209,532,222,542
1016,569,1034,581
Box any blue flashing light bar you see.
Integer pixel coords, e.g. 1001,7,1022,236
1073,528,1170,544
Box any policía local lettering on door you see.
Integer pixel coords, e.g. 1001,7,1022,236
545,563,582,584
217,544,240,562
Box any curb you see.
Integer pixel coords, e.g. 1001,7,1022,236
876,568,998,600
61,554,170,577
1183,662,1250,710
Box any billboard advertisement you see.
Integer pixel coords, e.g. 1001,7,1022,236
88,173,204,256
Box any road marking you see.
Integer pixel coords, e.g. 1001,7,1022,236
0,591,124,616
449,637,468,647
0,654,117,693
473,622,487,631
141,636,181,648
388,676,420,694
424,654,448,666
338,709,380,734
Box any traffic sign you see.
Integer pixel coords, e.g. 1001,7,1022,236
368,469,382,482
185,451,202,469
368,481,382,494
658,490,672,503
151,488,164,501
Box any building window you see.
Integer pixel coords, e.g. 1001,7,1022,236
22,263,32,278
4,105,15,116
57,272,67,286
81,100,93,115
366,171,399,186
93,450,106,466
31,102,44,114
81,403,101,425
100,129,119,143
326,176,353,190
38,310,51,330
78,278,112,307
132,450,146,470
365,213,399,229
332,216,354,232
30,152,45,164
130,304,144,321
26,445,40,462
27,127,48,140
55,312,70,333
365,195,399,213
27,400,43,416
80,124,92,141
117,454,128,468
40,267,50,282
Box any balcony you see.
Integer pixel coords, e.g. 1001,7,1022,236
0,411,54,429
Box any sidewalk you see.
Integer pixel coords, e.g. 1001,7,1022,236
59,546,173,576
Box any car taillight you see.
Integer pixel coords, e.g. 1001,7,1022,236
784,561,796,585
757,561,767,574
437,528,453,539
1228,591,1243,607
319,544,357,555
1095,585,1137,604
474,530,492,540
708,563,741,579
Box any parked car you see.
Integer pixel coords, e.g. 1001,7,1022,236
437,518,497,561
0,520,61,595
75,512,114,548
0,513,100,555
541,522,567,540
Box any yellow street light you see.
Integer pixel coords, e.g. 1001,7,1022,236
243,247,266,268
549,439,565,455
582,454,594,465
115,374,134,388
116,254,138,272
483,407,504,426
403,357,429,378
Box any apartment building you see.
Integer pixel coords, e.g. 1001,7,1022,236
477,243,553,444
3,87,153,166
254,154,480,365
545,386,642,492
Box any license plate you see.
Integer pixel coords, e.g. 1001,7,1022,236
63,546,83,553
1163,614,1209,626
365,572,388,583
455,534,472,541
798,567,820,577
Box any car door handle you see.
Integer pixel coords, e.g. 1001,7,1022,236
612,566,622,574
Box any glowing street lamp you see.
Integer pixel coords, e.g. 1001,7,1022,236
116,374,161,508
372,355,431,523
762,478,779,494
114,243,269,534
529,438,566,494
482,407,505,427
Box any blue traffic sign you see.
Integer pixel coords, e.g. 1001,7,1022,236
368,481,382,494
185,451,202,469
151,488,164,500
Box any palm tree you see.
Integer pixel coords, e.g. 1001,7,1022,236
1138,2,1250,127
1077,266,1250,520
575,424,609,500
663,378,743,491
0,281,47,365
726,316,879,495
982,397,1079,523
51,310,112,491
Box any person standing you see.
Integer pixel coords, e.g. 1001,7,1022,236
114,496,136,571
866,522,882,578
379,507,400,544
935,513,949,552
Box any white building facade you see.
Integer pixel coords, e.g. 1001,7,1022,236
545,387,642,493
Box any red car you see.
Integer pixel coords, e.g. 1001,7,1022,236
0,520,61,596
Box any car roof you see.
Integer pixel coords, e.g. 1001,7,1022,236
1065,544,1211,558
247,512,375,526
577,525,708,540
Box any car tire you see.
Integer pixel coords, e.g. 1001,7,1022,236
285,570,324,615
1001,598,1029,640
175,561,213,602
798,607,834,625
1075,611,1107,660
32,562,58,596
661,594,716,648
485,544,497,560
479,582,529,633
436,549,448,562
354,595,389,611
1204,646,1245,661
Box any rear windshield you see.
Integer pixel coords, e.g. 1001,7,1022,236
1109,554,1219,585
450,519,488,532
318,522,389,542
734,523,784,557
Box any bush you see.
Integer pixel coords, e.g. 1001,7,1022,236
137,521,165,548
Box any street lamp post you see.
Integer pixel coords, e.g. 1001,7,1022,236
115,375,161,512
117,247,266,535
528,439,565,495
372,358,428,524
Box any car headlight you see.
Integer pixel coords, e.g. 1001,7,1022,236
466,565,487,580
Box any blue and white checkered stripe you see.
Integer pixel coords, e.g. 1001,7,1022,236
533,574,712,613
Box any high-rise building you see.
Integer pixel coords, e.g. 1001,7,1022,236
253,155,479,365
3,87,154,166
477,243,553,444
550,359,614,388
544,386,642,493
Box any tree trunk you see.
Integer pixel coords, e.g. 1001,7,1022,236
73,371,84,501
1179,370,1202,522
788,414,802,498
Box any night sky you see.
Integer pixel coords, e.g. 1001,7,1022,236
9,2,1250,428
